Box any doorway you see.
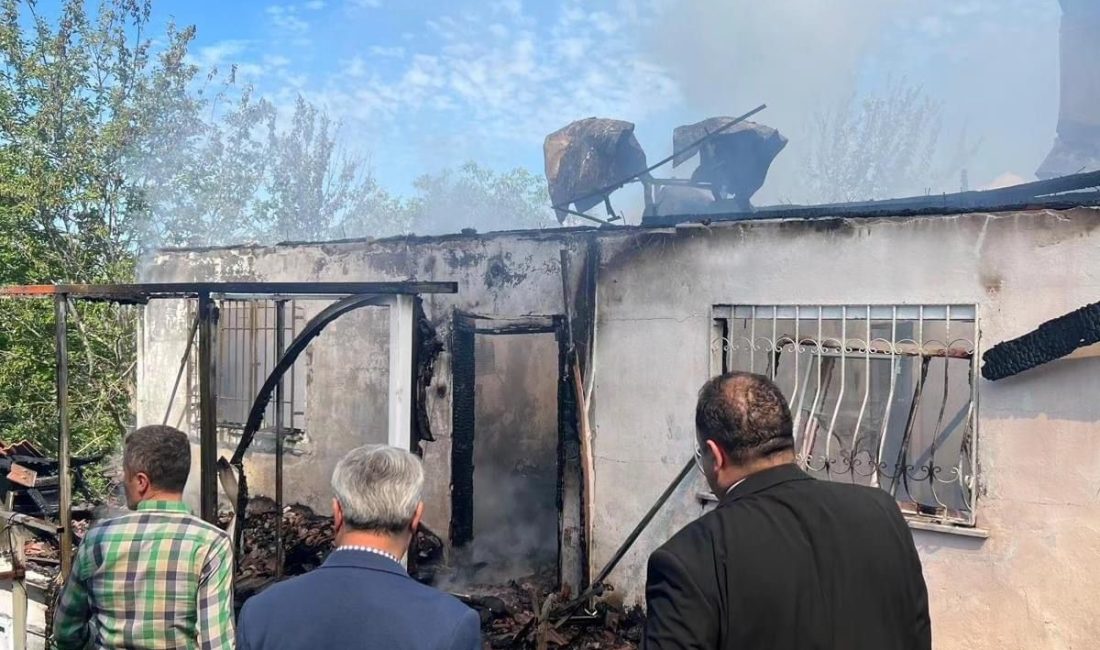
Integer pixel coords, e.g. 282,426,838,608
450,313,583,591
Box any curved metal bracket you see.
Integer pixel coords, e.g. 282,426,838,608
218,293,392,555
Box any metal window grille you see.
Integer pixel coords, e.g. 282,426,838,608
209,300,306,433
711,305,979,526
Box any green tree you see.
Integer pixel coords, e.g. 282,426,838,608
803,81,944,203
0,0,192,462
396,162,556,236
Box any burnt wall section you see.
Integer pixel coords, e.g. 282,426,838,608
137,208,1100,648
141,229,596,536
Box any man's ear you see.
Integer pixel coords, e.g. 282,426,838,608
134,471,152,496
411,502,425,533
705,439,727,471
332,498,344,531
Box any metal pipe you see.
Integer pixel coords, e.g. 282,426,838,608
55,294,73,579
547,457,695,630
198,292,218,523
274,300,287,579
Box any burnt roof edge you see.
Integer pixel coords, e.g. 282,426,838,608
643,169,1100,227
155,170,1100,255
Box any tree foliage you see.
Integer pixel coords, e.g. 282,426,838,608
804,81,944,204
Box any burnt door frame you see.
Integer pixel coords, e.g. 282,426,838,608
449,311,580,588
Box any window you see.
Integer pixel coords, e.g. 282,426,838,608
208,299,307,436
711,305,978,526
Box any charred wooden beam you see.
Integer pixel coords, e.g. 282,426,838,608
982,300,1100,380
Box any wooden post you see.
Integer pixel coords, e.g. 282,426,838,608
54,295,73,580
387,295,415,452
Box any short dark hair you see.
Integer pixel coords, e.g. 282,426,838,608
695,372,794,463
123,425,191,493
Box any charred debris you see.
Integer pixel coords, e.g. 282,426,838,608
543,104,782,224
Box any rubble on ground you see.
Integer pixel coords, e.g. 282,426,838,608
215,497,336,604
224,497,644,648
451,569,644,649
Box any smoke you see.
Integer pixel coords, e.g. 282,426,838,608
639,0,1060,203
437,469,558,591
644,0,900,129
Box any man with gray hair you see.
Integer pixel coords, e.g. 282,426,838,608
236,444,481,649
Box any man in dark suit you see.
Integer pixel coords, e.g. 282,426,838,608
644,372,931,650
236,444,481,650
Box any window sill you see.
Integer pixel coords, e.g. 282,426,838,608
698,492,989,538
905,518,989,539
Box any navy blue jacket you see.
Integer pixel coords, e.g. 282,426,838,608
236,549,481,650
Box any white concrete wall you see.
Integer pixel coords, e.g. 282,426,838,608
138,208,1100,649
590,209,1100,649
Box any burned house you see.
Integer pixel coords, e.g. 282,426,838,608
133,169,1100,648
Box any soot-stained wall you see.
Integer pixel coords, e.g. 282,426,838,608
139,208,1100,649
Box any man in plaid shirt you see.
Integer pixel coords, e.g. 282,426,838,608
54,425,235,649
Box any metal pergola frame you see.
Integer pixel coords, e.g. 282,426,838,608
0,281,456,648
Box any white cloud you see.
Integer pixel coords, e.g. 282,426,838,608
363,2,667,142
304,0,326,9
244,0,680,182
266,5,310,33
368,45,405,58
192,40,249,70
343,55,367,77
264,54,292,68
351,0,382,7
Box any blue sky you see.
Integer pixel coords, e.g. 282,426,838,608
138,0,1059,203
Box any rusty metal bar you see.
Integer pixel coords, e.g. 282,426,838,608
274,300,287,579
0,281,459,301
0,509,62,535
779,336,972,360
55,294,73,579
198,292,218,523
163,311,200,426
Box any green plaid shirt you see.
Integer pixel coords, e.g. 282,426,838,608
53,500,235,649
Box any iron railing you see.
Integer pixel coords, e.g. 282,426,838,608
711,304,979,526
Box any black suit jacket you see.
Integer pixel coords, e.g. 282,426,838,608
644,464,931,650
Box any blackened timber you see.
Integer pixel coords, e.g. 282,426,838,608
554,104,767,213
198,292,219,523
163,312,200,425
982,300,1100,380
450,317,476,547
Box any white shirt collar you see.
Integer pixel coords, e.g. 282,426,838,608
725,477,747,496
334,545,402,565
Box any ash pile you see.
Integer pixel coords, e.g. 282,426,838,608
450,575,644,649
